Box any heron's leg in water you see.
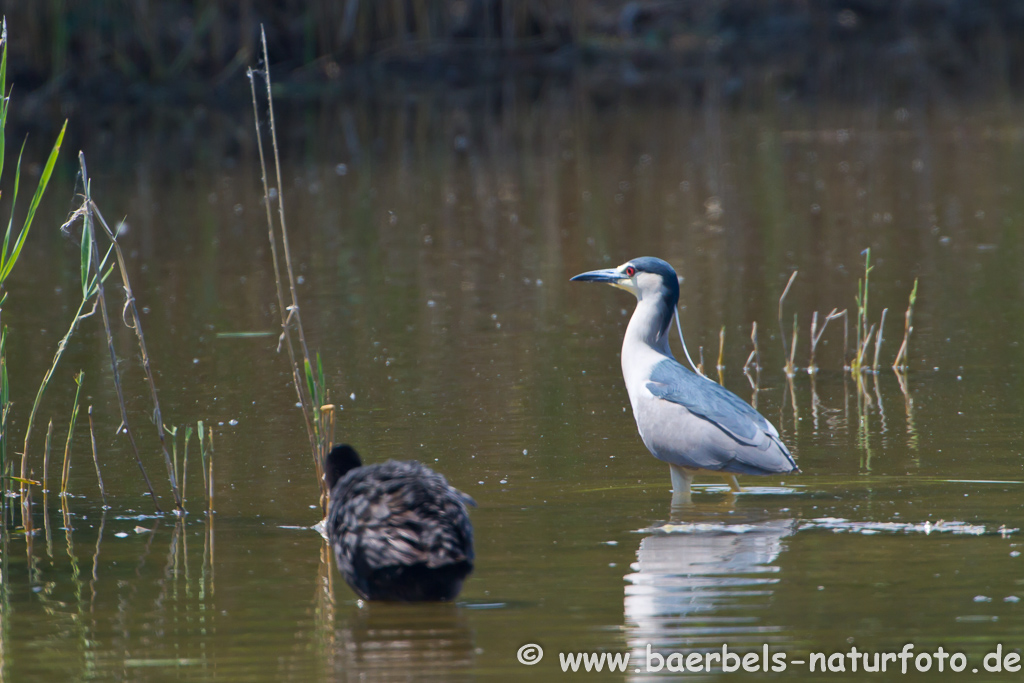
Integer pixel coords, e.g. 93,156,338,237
720,474,742,492
669,465,694,504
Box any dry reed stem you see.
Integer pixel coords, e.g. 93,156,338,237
716,326,725,385
88,199,181,511
893,278,919,370
743,349,757,374
182,426,192,512
198,420,207,500
788,313,798,375
76,154,161,509
261,28,314,367
60,374,83,496
894,335,909,370
843,310,850,369
778,271,797,376
854,322,876,373
249,27,330,508
319,404,336,513
245,50,317,464
43,482,53,558
743,321,760,373
872,308,888,372
247,69,316,451
207,512,215,594
859,324,876,363
23,477,32,536
60,490,71,532
808,308,842,373
87,406,106,505
42,420,53,501
90,511,105,587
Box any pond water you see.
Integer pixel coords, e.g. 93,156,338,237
3,82,1024,681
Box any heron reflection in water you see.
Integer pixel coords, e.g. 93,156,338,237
624,513,796,678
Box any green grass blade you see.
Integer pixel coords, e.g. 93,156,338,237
197,420,207,491
0,119,67,283
1,140,25,277
80,215,92,298
315,351,324,404
304,358,315,407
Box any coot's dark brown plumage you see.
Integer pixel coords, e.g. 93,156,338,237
324,444,475,601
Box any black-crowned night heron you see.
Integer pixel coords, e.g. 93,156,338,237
323,444,475,601
572,257,798,500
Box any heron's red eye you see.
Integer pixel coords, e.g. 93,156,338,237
625,265,636,277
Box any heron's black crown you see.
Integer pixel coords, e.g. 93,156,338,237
628,257,679,303
627,257,680,333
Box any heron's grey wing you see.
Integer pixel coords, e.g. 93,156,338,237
641,359,796,474
646,360,778,443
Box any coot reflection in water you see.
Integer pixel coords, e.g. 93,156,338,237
332,602,477,682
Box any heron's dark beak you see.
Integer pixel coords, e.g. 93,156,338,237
570,268,623,284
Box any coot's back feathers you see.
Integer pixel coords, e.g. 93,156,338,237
325,445,475,602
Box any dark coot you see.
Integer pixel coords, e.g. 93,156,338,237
324,444,475,601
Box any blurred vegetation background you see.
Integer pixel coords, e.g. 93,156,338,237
4,0,1024,123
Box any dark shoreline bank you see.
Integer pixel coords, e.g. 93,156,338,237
4,0,1024,130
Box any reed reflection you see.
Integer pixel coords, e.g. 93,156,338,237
8,505,220,680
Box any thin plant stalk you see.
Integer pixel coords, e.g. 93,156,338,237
61,373,84,496
23,476,31,535
319,404,336,513
855,323,876,389
808,308,842,373
843,309,850,369
168,424,178,507
183,425,193,512
87,198,182,511
809,311,819,364
87,406,106,505
21,296,95,500
778,271,797,376
207,428,214,513
893,278,919,370
260,27,315,369
872,308,888,372
76,154,161,509
304,353,332,510
852,249,873,375
716,326,725,385
788,313,798,375
197,420,207,500
42,419,53,502
249,28,330,508
25,171,112,507
0,324,7,517
248,52,318,469
743,321,759,373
